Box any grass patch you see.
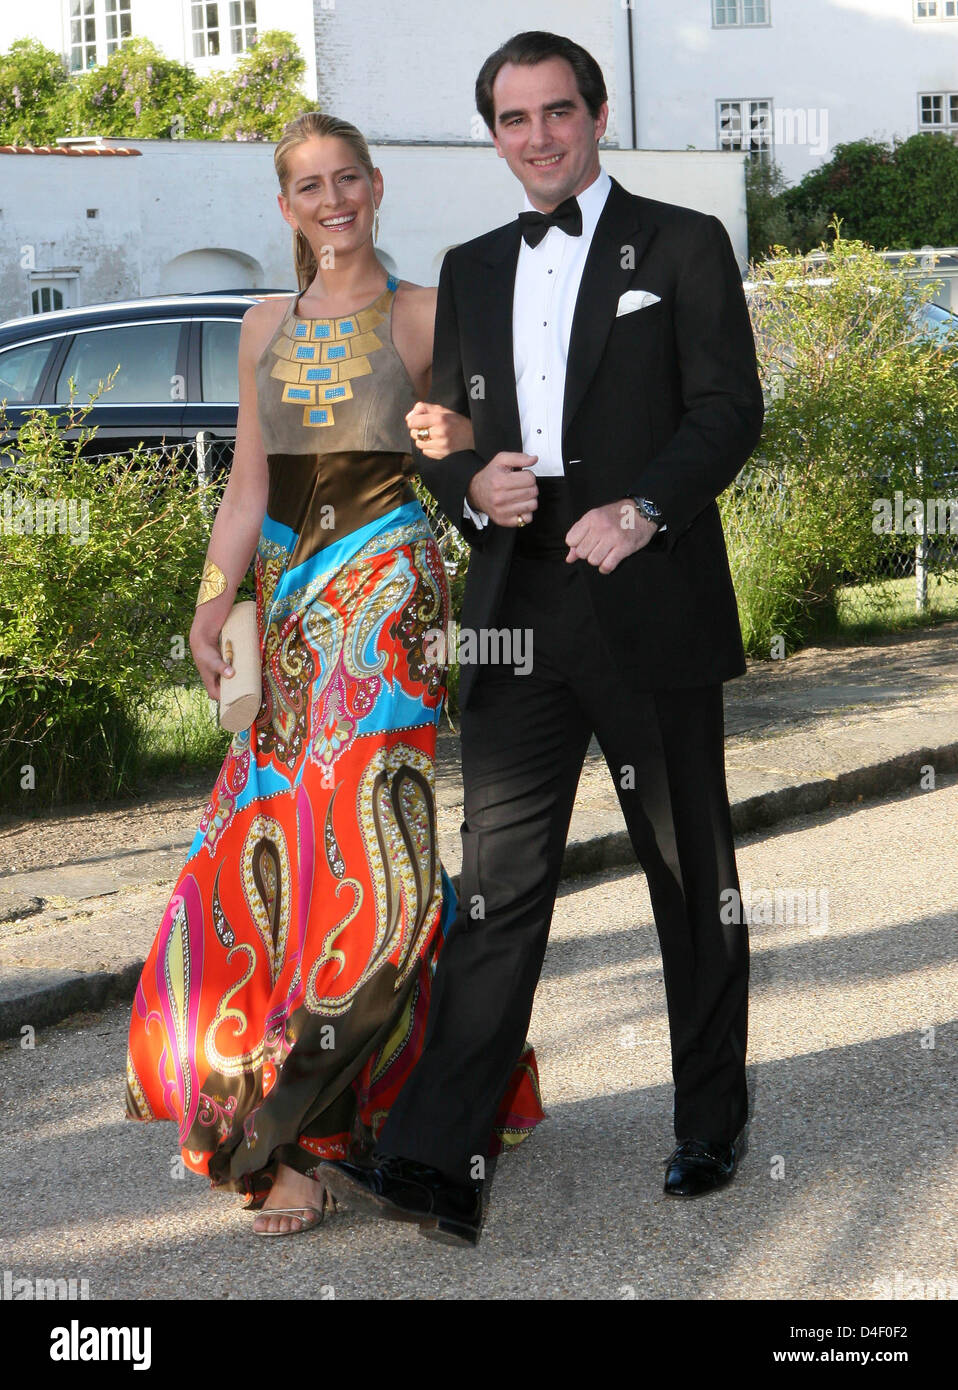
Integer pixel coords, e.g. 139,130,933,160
132,683,231,784
828,570,958,640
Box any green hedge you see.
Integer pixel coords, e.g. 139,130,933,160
0,401,219,808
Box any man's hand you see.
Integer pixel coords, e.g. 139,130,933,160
406,401,474,459
565,499,658,573
466,453,539,527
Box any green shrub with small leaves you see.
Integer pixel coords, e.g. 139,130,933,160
0,396,223,807
0,38,72,145
723,223,958,656
784,135,958,251
69,37,198,139
0,30,309,145
184,31,308,141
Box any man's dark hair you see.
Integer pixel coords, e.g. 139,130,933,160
475,31,608,131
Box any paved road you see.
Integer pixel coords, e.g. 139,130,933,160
1,778,955,1301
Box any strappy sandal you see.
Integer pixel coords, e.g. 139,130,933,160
252,1190,336,1237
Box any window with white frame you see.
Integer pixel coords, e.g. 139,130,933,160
66,0,134,71
192,2,221,57
192,1,257,58
718,99,773,157
30,271,77,313
32,286,65,314
105,0,132,55
68,0,98,71
713,1,770,26
914,1,958,19
228,0,256,54
919,91,958,130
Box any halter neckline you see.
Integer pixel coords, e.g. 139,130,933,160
291,273,400,324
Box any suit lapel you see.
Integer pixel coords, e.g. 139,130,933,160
561,178,658,441
474,223,523,450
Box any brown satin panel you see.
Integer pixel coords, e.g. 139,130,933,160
267,451,416,567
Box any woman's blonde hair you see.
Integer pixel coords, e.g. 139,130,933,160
274,112,377,292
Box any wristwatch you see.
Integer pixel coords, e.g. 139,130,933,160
626,495,663,527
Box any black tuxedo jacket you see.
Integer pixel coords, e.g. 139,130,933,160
416,175,765,710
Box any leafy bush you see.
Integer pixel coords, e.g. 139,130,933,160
726,224,958,655
69,37,199,139
0,30,309,145
783,134,958,250
746,157,829,260
0,397,222,807
0,38,71,145
184,31,308,141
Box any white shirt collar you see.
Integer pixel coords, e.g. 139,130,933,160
520,165,611,240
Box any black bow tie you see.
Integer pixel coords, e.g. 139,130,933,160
517,195,583,248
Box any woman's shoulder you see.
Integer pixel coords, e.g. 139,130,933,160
393,280,437,324
394,279,436,303
239,294,292,363
242,294,294,330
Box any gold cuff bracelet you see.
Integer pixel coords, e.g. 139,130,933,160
196,559,228,607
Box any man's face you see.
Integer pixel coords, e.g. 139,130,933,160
490,56,608,211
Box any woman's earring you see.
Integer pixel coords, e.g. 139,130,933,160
374,208,380,243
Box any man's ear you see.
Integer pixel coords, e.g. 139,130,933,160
490,126,505,159
593,101,609,144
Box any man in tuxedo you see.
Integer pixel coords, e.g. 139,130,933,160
321,30,765,1247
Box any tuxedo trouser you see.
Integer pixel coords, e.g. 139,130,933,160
380,531,750,1182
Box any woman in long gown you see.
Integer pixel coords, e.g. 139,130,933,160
125,113,544,1236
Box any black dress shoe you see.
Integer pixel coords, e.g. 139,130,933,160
318,1154,483,1247
663,1138,739,1198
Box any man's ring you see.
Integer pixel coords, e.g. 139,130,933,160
416,427,430,442
516,515,526,527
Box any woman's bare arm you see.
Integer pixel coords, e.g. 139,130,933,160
188,302,274,700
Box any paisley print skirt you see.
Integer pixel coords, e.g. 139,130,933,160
125,499,544,1206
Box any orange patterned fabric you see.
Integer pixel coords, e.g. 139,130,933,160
126,497,544,1206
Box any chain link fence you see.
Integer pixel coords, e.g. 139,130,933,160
719,463,958,640
82,438,958,629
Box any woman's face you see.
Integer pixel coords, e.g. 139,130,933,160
278,135,382,260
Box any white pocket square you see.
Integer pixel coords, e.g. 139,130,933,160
616,289,661,317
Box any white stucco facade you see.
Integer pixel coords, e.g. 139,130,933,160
310,0,620,145
0,139,750,321
3,2,957,187
616,0,958,183
4,1,956,323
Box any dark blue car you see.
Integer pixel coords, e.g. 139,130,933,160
0,291,292,469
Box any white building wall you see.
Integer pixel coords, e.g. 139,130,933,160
0,156,143,317
311,0,621,144
0,139,750,321
623,0,958,183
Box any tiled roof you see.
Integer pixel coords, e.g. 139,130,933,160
0,144,141,156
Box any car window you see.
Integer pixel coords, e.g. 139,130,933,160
0,340,53,404
54,322,182,405
200,320,241,402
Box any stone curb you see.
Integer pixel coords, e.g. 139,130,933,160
1,740,955,1041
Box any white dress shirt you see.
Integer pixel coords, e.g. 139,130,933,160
464,166,612,527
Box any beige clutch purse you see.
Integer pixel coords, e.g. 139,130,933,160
218,601,263,733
